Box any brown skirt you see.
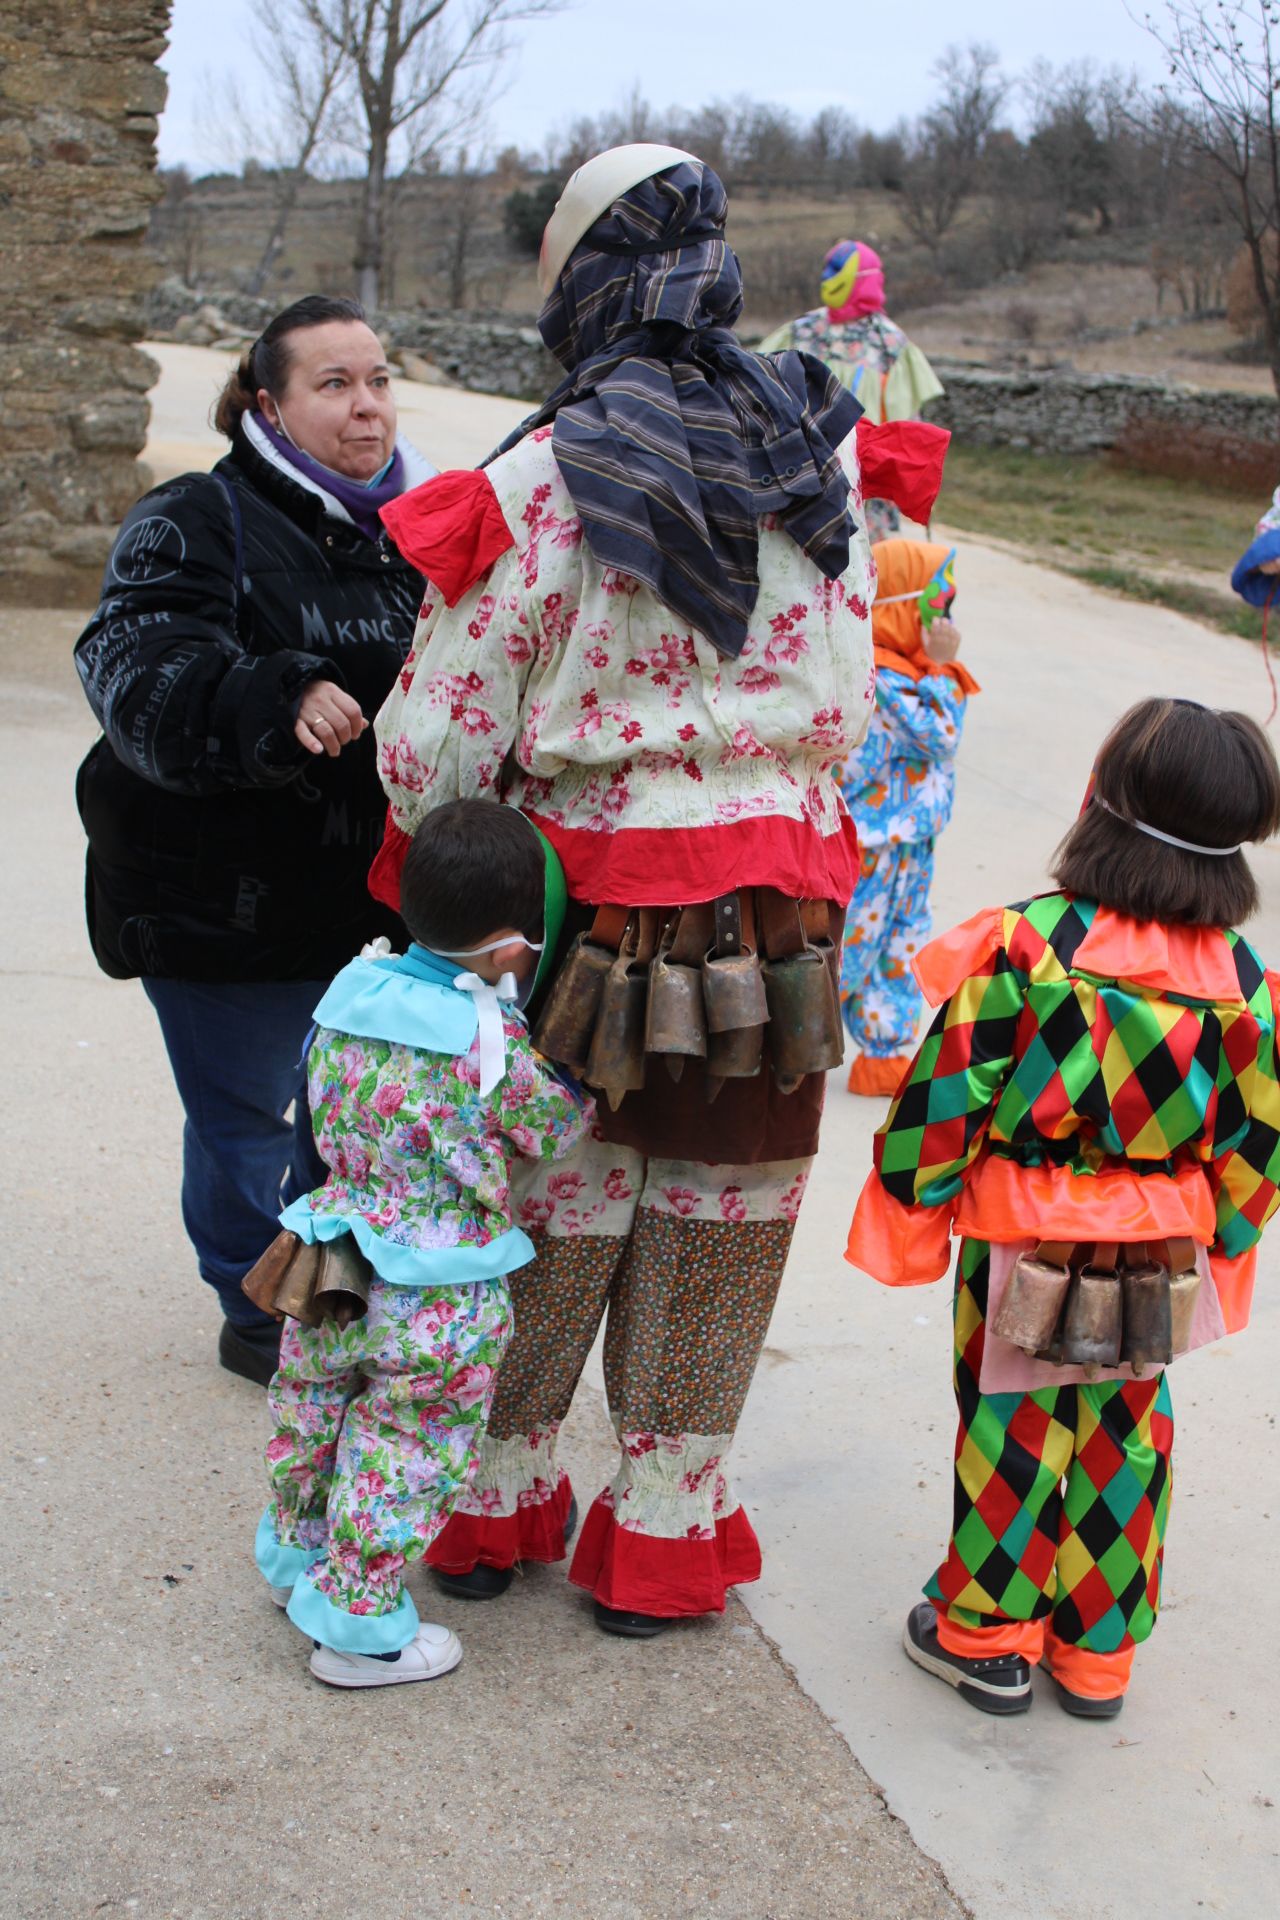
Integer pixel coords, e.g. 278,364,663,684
536,897,837,1166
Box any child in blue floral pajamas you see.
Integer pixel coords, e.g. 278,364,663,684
840,539,980,1096
254,801,592,1688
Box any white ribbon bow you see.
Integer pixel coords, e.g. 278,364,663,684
452,971,520,1097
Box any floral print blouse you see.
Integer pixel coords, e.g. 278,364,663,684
296,1010,591,1274
375,426,875,909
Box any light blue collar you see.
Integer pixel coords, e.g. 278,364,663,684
311,943,519,1056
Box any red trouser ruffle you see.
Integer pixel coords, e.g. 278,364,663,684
426,1471,575,1572
568,1489,762,1617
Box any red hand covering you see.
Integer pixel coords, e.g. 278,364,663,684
380,470,515,606
855,418,950,526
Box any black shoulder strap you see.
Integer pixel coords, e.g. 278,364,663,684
212,468,250,643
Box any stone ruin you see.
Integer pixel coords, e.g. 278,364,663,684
0,0,171,606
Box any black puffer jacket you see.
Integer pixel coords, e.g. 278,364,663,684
74,423,427,981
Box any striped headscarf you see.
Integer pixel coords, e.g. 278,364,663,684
490,161,861,659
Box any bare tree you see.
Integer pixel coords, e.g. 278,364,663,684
1138,1,1280,393
243,1,350,294
900,43,1007,255
297,1,562,308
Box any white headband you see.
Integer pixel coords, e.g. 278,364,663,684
1095,796,1242,857
538,143,699,295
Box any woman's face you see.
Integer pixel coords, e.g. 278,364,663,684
259,320,398,479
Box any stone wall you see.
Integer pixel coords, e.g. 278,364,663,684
144,280,561,406
0,1,170,606
923,362,1280,457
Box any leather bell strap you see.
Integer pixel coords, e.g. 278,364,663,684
451,969,519,1097
1035,1237,1197,1273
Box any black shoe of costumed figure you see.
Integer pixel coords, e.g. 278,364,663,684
902,1602,1033,1715
593,1601,669,1640
433,1496,579,1601
218,1317,282,1388
1045,1672,1126,1720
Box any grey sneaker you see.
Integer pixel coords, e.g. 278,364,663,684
903,1602,1032,1715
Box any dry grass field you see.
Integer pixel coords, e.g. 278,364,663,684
163,175,1273,395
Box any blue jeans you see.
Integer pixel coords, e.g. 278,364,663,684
143,978,329,1329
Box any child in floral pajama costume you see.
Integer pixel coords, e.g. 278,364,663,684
254,802,591,1688
840,540,980,1096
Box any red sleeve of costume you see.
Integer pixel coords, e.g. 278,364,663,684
367,809,412,913
845,1170,954,1287
379,471,516,606
855,419,950,525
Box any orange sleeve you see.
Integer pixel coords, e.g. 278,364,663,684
846,1171,954,1287
912,904,1007,1008
1209,1244,1257,1335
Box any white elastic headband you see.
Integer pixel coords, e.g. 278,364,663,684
538,143,699,295
1096,795,1241,857
433,935,544,960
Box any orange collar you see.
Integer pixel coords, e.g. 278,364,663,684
1073,907,1243,1002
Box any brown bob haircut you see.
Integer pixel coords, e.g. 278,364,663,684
1052,697,1280,927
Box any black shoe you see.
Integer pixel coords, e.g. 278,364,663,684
902,1602,1032,1715
1049,1676,1125,1720
434,1562,514,1601
218,1317,281,1388
593,1600,668,1640
432,1494,580,1601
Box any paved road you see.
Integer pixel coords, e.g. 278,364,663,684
732,544,1280,1919
3,352,1277,1917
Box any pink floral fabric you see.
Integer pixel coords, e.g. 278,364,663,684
375,427,874,884
299,1013,591,1258
267,1277,513,1618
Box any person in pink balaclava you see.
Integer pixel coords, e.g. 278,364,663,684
760,240,944,541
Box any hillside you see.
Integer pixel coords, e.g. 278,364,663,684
153,171,1273,396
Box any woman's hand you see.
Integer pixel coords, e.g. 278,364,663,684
923,618,962,666
295,680,367,756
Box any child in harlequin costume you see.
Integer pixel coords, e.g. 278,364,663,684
759,241,944,541
847,698,1280,1719
254,801,592,1688
840,540,979,1096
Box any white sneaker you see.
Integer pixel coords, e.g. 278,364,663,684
309,1621,463,1689
269,1585,292,1609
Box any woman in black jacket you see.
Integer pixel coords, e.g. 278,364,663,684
75,294,430,1385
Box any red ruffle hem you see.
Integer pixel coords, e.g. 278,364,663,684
568,1489,763,1618
425,1470,575,1573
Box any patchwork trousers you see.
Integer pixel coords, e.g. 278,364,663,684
427,1136,812,1617
927,1240,1174,1698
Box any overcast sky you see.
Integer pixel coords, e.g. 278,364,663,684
158,0,1169,173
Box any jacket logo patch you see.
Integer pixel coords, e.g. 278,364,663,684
110,517,187,585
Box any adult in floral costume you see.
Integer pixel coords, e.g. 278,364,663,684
760,240,943,542
373,146,947,1636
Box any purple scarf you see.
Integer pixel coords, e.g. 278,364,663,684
250,410,405,540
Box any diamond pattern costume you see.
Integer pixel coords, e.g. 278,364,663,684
848,891,1280,1696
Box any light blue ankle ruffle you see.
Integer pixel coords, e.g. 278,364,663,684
255,1506,325,1590
286,1562,420,1654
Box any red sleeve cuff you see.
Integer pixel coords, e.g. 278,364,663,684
855,418,950,525
368,809,412,913
380,471,516,606
846,1171,953,1287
